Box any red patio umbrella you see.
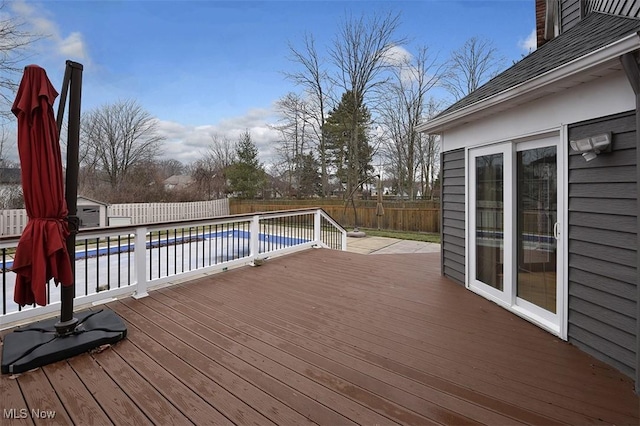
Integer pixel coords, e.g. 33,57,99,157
1,61,126,376
11,65,73,306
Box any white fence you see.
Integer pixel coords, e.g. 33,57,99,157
0,209,29,236
0,199,230,236
107,199,229,225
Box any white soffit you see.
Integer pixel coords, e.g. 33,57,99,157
417,32,640,134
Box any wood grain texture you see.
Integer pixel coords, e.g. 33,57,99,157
1,248,638,425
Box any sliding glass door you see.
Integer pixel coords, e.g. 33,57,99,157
516,146,557,315
476,153,504,290
469,137,562,333
469,144,513,305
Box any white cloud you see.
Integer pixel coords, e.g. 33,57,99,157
58,32,88,59
382,45,413,67
518,29,537,53
10,0,90,62
154,108,282,166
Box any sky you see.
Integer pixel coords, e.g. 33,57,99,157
3,0,536,167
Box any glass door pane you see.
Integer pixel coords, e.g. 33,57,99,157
517,147,557,313
475,153,504,290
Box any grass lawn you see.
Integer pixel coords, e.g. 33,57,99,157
359,228,441,244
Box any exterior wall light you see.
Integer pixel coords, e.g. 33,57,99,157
569,132,611,162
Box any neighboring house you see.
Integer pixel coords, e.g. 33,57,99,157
163,175,194,191
417,1,640,392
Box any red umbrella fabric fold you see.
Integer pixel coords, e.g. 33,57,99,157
12,65,73,307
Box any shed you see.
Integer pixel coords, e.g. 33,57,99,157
77,196,108,228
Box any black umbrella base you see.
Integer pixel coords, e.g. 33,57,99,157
1,309,127,374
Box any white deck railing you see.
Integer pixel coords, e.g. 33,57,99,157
0,208,346,329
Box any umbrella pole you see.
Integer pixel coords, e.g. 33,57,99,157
55,60,83,336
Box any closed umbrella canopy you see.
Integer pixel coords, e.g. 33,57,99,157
12,64,73,306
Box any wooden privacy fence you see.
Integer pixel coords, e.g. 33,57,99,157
328,206,439,232
230,200,440,233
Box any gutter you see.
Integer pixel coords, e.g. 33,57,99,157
417,32,640,134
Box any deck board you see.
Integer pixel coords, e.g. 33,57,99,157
110,300,316,426
67,353,149,425
197,255,627,423
14,367,71,425
1,248,639,425
146,288,455,425
42,361,112,425
167,274,563,425
0,369,35,425
119,296,393,425
115,319,278,426
91,343,193,425
158,284,516,425
109,336,233,425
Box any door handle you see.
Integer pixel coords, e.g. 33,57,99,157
553,222,560,240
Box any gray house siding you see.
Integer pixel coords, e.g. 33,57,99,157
560,0,583,33
567,110,637,378
441,148,466,285
585,0,640,17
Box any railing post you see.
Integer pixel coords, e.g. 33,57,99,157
133,226,149,299
342,228,347,251
249,215,260,263
314,210,321,245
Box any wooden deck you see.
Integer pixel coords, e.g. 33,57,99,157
1,248,639,425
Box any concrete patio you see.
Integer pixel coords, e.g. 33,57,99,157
346,235,440,255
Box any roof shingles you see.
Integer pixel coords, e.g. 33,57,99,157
438,12,640,118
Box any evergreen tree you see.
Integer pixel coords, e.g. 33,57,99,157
227,131,266,198
322,91,373,196
296,152,322,197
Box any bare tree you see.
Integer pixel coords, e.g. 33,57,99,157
329,11,404,225
0,1,43,121
0,125,22,207
206,134,236,171
272,92,310,196
286,34,333,196
188,134,236,199
81,99,165,191
379,46,442,200
0,124,12,165
112,160,168,203
417,99,441,199
0,184,23,208
442,36,505,101
156,159,185,179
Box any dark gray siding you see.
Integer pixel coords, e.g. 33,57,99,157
560,0,583,33
568,111,637,379
441,148,465,285
586,0,640,17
